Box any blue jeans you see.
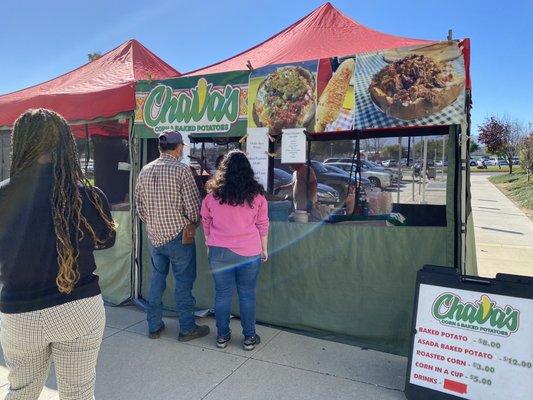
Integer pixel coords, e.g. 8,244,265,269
208,247,261,338
148,234,196,334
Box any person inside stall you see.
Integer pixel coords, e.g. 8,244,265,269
278,163,318,211
188,154,226,197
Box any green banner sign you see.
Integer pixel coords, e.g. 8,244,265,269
134,71,249,139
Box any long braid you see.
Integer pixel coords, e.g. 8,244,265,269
11,109,117,294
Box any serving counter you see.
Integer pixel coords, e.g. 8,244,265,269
140,220,452,355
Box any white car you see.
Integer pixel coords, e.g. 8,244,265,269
482,157,498,166
327,162,391,188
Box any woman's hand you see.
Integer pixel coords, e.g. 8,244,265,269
260,235,269,263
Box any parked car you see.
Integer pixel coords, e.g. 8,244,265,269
380,159,400,168
513,157,520,165
274,160,362,200
273,168,340,205
323,157,354,164
482,156,498,166
326,162,391,188
361,160,401,182
498,158,509,166
322,164,373,189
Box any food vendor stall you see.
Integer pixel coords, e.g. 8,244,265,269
132,27,476,355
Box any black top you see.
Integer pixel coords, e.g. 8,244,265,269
0,163,116,313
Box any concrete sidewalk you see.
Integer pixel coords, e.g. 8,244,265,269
0,305,407,400
471,173,533,277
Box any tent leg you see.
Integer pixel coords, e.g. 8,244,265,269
397,137,401,204
460,122,468,274
128,115,141,301
420,138,428,204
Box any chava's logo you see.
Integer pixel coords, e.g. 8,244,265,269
142,79,241,133
431,293,520,337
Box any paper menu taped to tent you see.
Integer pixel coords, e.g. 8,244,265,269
281,128,306,164
246,128,269,190
409,284,533,400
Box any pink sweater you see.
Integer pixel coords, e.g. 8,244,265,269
201,194,269,257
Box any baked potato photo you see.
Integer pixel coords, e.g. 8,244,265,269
369,42,465,121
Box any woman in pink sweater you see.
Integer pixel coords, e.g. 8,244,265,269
201,151,269,351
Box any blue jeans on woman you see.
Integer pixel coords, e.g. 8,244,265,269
148,234,197,335
208,246,261,338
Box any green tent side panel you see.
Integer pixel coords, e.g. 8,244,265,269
141,222,449,355
465,213,477,275
95,211,132,305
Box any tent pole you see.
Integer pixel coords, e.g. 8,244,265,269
442,137,446,179
306,136,312,214
84,124,90,175
406,136,411,167
128,114,141,301
460,122,468,275
268,137,275,195
397,136,401,204
420,138,428,204
352,131,361,216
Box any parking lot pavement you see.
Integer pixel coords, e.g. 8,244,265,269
0,307,408,400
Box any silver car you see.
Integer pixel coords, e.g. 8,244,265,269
327,162,391,188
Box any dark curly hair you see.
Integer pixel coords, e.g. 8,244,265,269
206,150,265,207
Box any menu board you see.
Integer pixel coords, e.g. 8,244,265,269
246,128,270,190
407,279,533,400
281,128,307,164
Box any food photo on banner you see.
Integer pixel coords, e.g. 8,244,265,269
248,60,318,133
247,57,356,134
354,41,466,130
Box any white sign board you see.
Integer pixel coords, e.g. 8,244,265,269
281,128,306,164
246,128,269,190
409,284,533,400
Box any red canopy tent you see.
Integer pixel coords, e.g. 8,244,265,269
186,2,433,76
0,39,180,132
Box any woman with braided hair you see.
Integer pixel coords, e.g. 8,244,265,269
0,108,116,399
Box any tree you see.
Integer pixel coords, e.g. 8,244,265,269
414,139,445,162
381,144,407,160
88,52,102,62
381,144,399,160
469,139,480,153
478,116,523,174
312,140,356,160
519,131,533,181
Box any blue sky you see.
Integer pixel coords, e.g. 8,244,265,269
1,0,532,134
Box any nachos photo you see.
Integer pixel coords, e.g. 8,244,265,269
248,61,317,133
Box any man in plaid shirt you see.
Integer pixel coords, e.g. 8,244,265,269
134,131,209,341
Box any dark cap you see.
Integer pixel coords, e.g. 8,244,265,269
158,130,187,146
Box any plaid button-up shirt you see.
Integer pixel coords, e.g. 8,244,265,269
134,154,200,247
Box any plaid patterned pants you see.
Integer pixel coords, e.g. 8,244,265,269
0,295,105,400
